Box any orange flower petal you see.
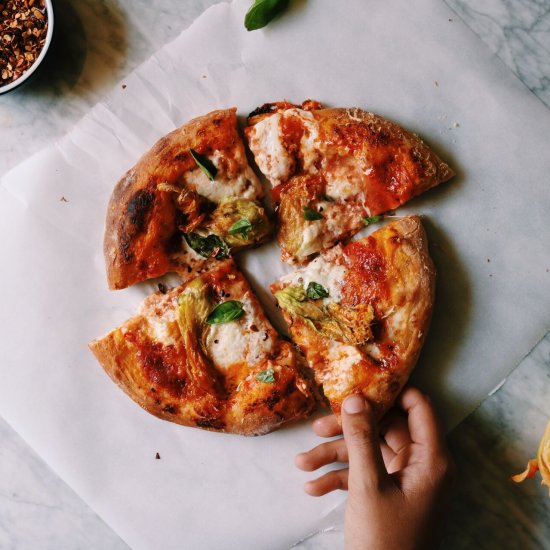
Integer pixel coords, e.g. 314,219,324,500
511,459,539,483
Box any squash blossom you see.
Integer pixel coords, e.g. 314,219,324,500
512,420,550,496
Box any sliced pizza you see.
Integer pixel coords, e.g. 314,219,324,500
90,259,319,435
270,216,435,418
105,108,272,290
246,100,453,263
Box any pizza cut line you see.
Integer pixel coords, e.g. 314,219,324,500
91,101,453,435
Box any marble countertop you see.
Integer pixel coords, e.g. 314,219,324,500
1,0,550,548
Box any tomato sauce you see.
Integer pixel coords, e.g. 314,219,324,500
125,331,187,398
340,238,389,308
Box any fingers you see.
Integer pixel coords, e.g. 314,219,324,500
380,408,412,454
304,468,349,497
380,440,397,467
398,387,446,451
312,414,342,438
295,438,349,472
341,394,390,489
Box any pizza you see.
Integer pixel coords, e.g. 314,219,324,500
245,100,453,263
104,108,271,290
93,103,451,435
90,260,319,435
270,215,435,419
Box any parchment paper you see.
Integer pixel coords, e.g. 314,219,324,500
2,0,550,548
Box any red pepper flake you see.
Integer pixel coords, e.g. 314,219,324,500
1,0,48,86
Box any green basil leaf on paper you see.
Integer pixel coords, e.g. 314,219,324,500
256,367,276,383
206,300,245,325
190,149,218,181
228,218,253,237
361,215,384,226
244,0,290,31
303,206,323,221
184,233,230,259
306,281,329,300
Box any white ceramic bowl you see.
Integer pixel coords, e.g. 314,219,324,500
0,0,55,94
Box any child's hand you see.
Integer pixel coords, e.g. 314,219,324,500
295,387,455,550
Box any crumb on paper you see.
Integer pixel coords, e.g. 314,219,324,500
487,258,491,263
434,80,439,87
60,196,68,202
202,75,207,79
122,84,127,89
155,452,161,459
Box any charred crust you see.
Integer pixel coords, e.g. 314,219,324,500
126,189,155,232
165,230,182,254
174,152,188,162
120,233,133,262
248,102,282,119
163,404,177,414
266,392,281,410
196,418,226,430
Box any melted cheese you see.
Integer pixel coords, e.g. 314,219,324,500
184,151,261,203
248,109,321,186
139,295,179,346
280,254,347,302
295,221,324,258
205,294,275,370
323,341,364,394
294,109,320,172
248,113,293,186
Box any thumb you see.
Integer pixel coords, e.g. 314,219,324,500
341,394,390,490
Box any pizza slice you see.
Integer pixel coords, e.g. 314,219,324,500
246,100,453,263
90,259,319,435
270,216,435,418
105,108,272,290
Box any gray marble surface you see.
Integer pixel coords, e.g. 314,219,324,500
1,0,550,548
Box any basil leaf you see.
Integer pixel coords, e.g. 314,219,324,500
206,300,245,325
256,367,276,383
184,233,230,259
228,218,253,238
303,206,323,221
362,215,384,226
190,149,218,181
306,281,329,300
244,0,289,31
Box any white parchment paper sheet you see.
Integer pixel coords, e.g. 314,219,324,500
1,0,550,548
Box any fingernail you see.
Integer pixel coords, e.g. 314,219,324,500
343,394,365,414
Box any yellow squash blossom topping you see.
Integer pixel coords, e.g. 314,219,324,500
512,420,550,496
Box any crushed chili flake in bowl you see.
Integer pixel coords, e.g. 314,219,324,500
0,0,53,93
